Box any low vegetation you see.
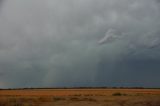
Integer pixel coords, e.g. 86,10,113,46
112,92,128,96
53,96,66,101
0,88,160,106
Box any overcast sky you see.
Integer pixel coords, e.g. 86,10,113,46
0,0,160,88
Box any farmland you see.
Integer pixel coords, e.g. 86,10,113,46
0,88,160,106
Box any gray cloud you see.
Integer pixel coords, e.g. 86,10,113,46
0,0,160,88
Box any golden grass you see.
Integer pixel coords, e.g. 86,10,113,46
0,89,160,106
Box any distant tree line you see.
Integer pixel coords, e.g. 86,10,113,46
0,86,160,90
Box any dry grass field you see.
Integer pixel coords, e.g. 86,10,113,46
0,88,160,106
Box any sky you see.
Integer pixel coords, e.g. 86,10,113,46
0,0,160,88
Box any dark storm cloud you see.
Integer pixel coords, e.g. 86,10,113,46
0,0,4,9
0,0,3,4
0,0,160,88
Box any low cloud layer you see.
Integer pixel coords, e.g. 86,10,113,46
0,0,160,88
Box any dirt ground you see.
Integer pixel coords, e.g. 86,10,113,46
0,88,160,106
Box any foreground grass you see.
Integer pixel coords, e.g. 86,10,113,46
0,89,160,106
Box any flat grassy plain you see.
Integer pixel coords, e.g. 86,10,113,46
0,88,160,106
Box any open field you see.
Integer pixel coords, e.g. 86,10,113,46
0,88,160,106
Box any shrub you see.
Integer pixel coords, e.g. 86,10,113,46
53,97,66,101
70,97,97,102
112,92,123,96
